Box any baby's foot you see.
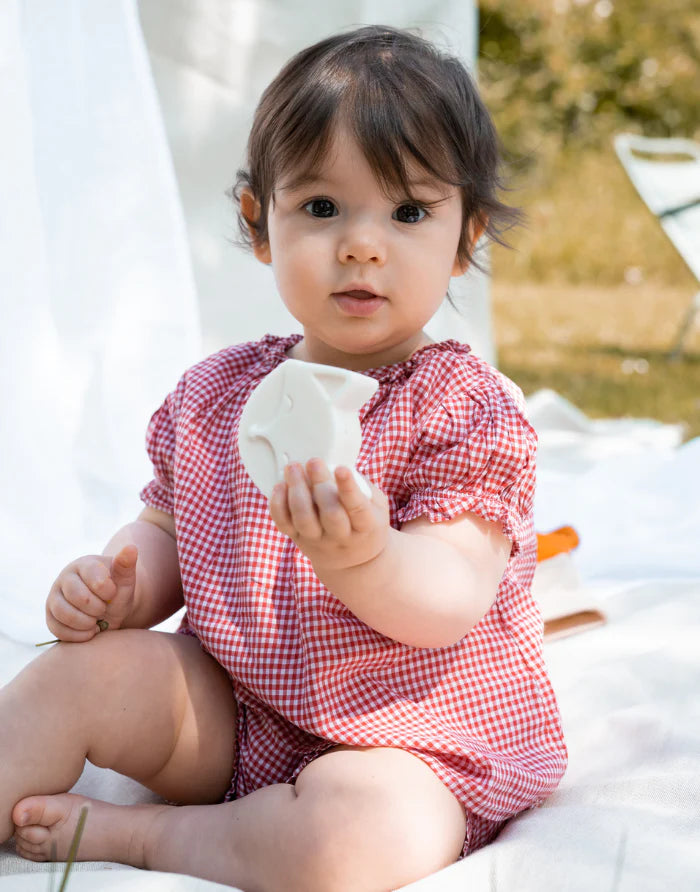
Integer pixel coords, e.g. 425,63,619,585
12,793,165,866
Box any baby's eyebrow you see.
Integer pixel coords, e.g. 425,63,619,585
405,177,443,190
277,171,326,193
402,173,458,195
388,183,454,204
276,170,454,198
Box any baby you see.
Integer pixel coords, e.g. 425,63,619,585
1,25,566,892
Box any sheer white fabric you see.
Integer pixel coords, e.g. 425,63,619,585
0,0,201,642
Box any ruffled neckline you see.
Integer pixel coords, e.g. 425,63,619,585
257,333,472,386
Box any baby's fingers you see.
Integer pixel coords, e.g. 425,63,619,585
306,459,351,539
58,572,111,622
46,584,103,641
284,463,324,539
43,610,99,643
102,545,138,627
269,480,295,537
334,467,380,532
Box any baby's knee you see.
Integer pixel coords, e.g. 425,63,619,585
289,804,383,892
38,629,162,696
290,776,461,892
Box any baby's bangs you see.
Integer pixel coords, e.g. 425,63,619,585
267,55,465,198
265,69,352,189
338,70,466,200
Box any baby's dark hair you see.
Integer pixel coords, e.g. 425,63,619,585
233,25,519,270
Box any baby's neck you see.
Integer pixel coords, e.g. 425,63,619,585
288,333,435,371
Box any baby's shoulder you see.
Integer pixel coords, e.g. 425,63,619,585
409,342,528,419
185,341,264,390
171,337,281,418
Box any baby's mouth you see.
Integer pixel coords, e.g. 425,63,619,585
340,289,380,299
333,289,386,316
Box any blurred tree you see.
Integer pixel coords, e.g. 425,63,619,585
478,0,700,164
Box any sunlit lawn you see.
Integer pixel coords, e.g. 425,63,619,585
492,282,700,441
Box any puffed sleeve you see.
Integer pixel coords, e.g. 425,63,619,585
139,379,185,515
395,382,537,554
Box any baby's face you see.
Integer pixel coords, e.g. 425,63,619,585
252,124,467,370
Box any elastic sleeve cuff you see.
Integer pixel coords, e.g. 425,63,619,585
396,489,524,554
139,479,174,516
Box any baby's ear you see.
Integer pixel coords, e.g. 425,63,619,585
451,254,470,277
451,217,487,277
240,188,272,264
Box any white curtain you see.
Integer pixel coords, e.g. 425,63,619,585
0,0,201,642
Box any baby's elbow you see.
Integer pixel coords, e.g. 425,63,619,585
401,601,492,649
440,584,499,647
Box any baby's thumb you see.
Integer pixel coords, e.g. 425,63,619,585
104,545,138,625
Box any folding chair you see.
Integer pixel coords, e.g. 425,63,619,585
614,133,700,358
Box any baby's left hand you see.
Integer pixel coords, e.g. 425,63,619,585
269,459,390,573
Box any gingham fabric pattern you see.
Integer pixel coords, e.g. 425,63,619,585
141,334,567,856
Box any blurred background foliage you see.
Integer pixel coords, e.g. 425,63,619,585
479,0,698,156
477,0,700,285
477,0,700,438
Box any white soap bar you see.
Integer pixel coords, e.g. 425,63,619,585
238,359,379,498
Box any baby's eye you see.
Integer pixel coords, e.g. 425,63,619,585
393,204,427,224
304,198,338,218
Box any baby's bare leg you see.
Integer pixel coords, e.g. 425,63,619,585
15,746,467,892
0,629,236,843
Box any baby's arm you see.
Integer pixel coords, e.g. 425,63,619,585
45,507,183,642
269,461,510,648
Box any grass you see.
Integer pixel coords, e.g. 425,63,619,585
486,138,700,441
44,806,87,892
492,282,700,441
495,145,699,289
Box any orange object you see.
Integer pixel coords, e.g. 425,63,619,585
536,526,580,562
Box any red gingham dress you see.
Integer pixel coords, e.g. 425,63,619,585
140,334,567,856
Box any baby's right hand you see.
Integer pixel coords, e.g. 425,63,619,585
45,545,138,643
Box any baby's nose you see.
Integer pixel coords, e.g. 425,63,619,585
337,222,386,265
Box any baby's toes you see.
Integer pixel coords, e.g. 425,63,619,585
14,822,51,845
12,793,94,863
14,836,52,861
13,794,73,832
12,794,77,861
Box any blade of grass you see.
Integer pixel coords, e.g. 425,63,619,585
36,622,110,648
56,805,88,892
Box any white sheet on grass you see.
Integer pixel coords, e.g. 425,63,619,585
528,389,699,582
